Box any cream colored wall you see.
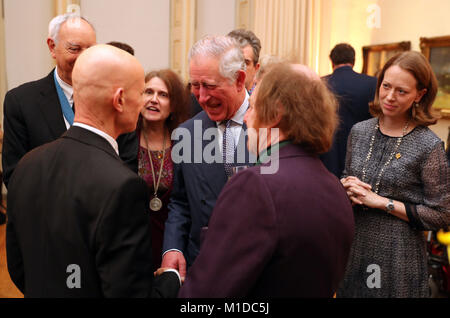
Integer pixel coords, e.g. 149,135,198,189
80,0,170,73
196,0,235,40
4,0,54,90
369,0,450,51
3,0,171,91
319,0,450,145
319,0,374,76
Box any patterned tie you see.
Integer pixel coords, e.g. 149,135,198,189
222,120,235,177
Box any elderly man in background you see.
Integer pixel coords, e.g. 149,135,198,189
6,45,180,297
161,35,255,280
2,13,136,188
228,29,261,95
2,13,96,188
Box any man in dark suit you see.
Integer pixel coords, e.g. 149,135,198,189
161,35,255,280
2,13,96,188
6,44,180,297
320,43,377,178
179,63,354,297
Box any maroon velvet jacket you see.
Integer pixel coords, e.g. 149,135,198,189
179,143,355,297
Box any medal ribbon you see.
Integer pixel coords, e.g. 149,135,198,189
54,71,74,125
143,125,166,210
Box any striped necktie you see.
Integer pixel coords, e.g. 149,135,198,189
222,120,235,177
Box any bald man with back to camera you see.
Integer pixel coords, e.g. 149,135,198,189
6,45,180,298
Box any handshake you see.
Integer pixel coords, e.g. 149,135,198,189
156,250,188,285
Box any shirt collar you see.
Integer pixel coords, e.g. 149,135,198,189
216,91,249,126
55,66,73,101
72,122,119,155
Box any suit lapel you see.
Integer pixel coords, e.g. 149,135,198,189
38,70,67,139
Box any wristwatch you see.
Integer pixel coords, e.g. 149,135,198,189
385,199,395,213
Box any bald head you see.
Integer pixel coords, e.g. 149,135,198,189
72,44,145,137
290,64,320,81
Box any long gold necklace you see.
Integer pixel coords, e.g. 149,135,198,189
142,127,166,212
361,118,409,194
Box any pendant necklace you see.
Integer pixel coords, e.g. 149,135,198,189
143,127,166,212
361,118,409,194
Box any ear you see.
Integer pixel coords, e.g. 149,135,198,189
254,63,260,72
112,88,125,113
235,70,246,92
47,38,57,59
415,88,427,103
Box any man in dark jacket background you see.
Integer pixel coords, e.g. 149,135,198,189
320,43,377,178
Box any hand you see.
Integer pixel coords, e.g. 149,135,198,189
340,176,372,206
161,251,186,283
154,267,185,284
341,176,384,209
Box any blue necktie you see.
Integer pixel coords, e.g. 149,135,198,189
222,120,235,177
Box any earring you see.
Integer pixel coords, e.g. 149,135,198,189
415,102,420,108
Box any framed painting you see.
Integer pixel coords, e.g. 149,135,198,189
362,41,411,77
420,35,450,118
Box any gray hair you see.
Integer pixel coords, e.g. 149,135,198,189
255,54,284,82
188,35,246,83
227,29,261,65
48,13,95,45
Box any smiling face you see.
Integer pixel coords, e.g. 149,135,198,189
48,18,96,85
379,65,426,122
189,56,244,122
140,77,171,124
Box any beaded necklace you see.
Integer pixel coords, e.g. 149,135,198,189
361,119,409,194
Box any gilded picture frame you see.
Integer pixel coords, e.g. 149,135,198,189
420,35,450,118
362,41,411,77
